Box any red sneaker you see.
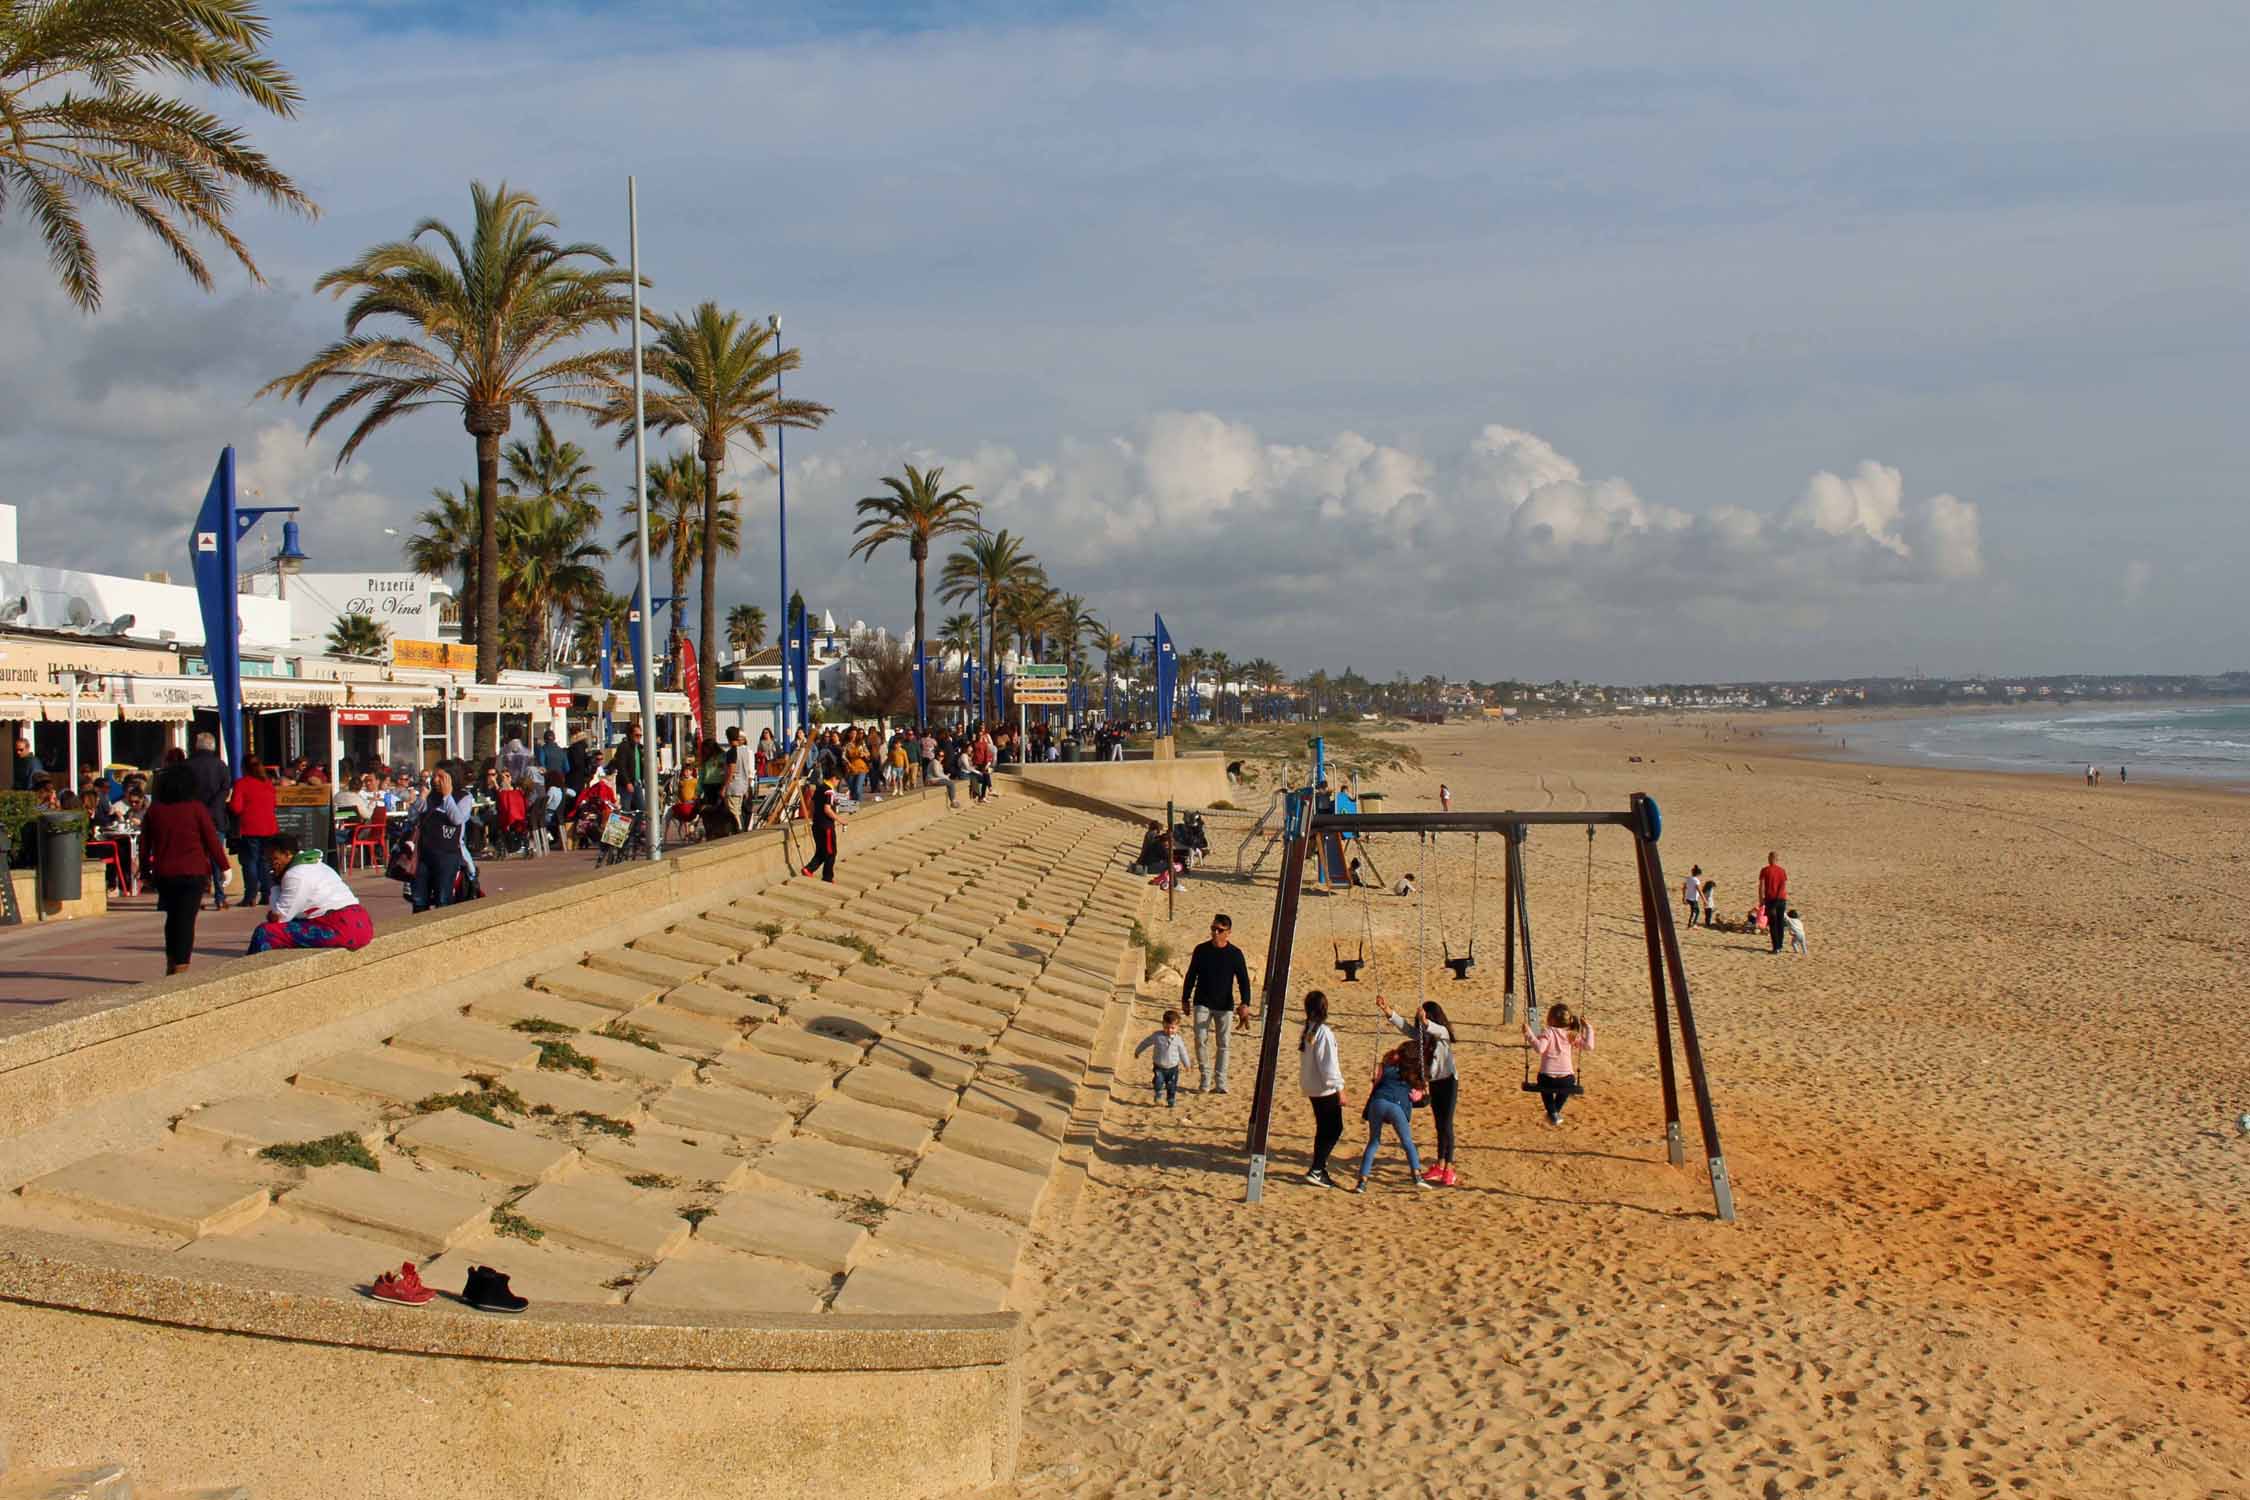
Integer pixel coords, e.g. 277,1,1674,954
370,1261,436,1306
1421,1164,1446,1183
1441,1164,1460,1187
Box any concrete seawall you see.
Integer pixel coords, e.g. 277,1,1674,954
1006,753,1233,815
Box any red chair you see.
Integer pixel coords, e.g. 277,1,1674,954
347,809,389,870
84,839,129,896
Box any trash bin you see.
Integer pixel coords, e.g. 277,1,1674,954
38,813,83,904
1061,740,1081,762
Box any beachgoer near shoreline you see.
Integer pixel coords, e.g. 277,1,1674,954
1682,865,1703,927
1526,1004,1592,1127
1379,995,1459,1185
1758,851,1788,954
1353,1045,1430,1192
1299,991,1346,1187
1181,913,1254,1093
1134,1010,1190,1107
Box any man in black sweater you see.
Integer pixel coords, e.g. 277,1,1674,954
1181,912,1254,1093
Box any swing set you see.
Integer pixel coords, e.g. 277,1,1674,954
1242,791,1737,1222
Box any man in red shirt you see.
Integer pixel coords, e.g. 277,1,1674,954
1758,852,1788,955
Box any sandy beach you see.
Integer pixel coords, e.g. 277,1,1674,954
978,718,2250,1498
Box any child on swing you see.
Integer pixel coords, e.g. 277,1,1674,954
1525,1003,1593,1127
1353,1042,1434,1192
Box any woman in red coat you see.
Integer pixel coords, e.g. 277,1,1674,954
227,755,280,908
145,762,228,975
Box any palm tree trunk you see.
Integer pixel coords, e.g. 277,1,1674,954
467,406,507,685
697,442,721,741
910,540,928,727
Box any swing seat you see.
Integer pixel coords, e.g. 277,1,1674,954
1442,955,1474,981
1334,955,1366,982
1520,1078,1590,1096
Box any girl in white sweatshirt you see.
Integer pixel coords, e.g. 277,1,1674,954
1299,990,1347,1187
1380,996,1459,1186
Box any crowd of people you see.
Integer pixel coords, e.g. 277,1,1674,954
1678,850,1806,953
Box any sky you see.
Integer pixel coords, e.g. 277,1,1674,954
4,0,2248,682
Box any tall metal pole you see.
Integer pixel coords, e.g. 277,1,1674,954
772,313,790,747
628,176,661,860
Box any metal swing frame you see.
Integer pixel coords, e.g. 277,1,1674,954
1239,792,1736,1222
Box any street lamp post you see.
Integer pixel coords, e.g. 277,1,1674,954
627,175,661,860
772,313,790,748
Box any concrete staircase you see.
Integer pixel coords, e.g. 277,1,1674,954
8,800,1147,1319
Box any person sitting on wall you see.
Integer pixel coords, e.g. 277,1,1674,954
247,834,375,954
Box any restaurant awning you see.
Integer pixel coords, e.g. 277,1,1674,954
457,684,557,720
608,690,695,718
117,702,195,723
345,683,441,710
0,698,50,722
242,678,347,709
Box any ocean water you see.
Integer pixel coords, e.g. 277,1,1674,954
1814,704,2250,784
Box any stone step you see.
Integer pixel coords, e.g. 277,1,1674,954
913,992,1011,1036
891,1013,994,1055
634,931,741,968
173,1091,378,1156
293,1049,470,1110
696,1193,866,1274
579,1126,751,1192
704,963,819,1005
19,1153,267,1240
748,1137,906,1205
622,1003,745,1054
874,1206,1024,1287
573,1033,698,1086
669,917,766,954
991,1028,1086,1075
769,934,862,971
702,1051,832,1107
142,1484,253,1499
500,1067,645,1123
917,910,991,943
178,1216,420,1284
511,1178,689,1261
1010,1006,1101,1052
936,1109,1060,1177
387,1016,541,1074
904,1147,1050,1225
929,977,1022,1017
812,977,917,1017
465,988,620,1034
533,964,660,1012
791,999,894,1048
866,1036,980,1089
830,1255,1006,1316
628,1248,829,1315
797,1096,935,1160
834,1064,957,1121
879,937,968,976
661,982,779,1026
647,1086,793,1143
281,1165,488,1257
585,946,705,988
0,1464,132,1499
752,1025,866,1070
422,1237,633,1308
392,1110,576,1184
975,1060,1079,1107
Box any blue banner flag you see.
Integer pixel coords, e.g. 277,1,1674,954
188,448,244,773
912,645,927,726
1153,613,1178,736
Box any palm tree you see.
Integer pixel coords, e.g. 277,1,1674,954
601,302,831,736
618,451,738,672
502,432,605,530
1181,647,1211,722
502,495,608,671
1,0,317,313
936,612,978,668
1095,628,1128,720
326,612,388,659
403,482,477,620
1207,650,1233,725
569,588,628,667
848,464,981,686
938,529,1040,719
726,603,766,660
259,181,637,682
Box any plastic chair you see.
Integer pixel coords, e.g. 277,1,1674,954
84,839,128,896
347,809,389,870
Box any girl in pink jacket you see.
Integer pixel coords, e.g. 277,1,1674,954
1525,1003,1593,1127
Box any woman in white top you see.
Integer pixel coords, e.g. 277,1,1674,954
1379,996,1460,1186
1298,990,1347,1188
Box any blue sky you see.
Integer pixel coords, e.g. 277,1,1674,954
5,0,2247,679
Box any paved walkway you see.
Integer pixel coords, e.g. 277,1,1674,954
0,846,617,1041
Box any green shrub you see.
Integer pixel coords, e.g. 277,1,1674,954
258,1134,379,1172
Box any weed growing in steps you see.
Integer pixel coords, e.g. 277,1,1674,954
680,1203,716,1229
840,935,885,967
535,1039,598,1075
490,1205,544,1243
625,1172,676,1190
416,1084,527,1127
570,1111,635,1139
258,1134,379,1172
510,1018,577,1035
597,1020,664,1052
754,921,784,943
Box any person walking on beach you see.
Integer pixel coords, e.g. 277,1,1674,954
1299,990,1346,1187
1379,995,1460,1185
145,761,227,976
1784,907,1808,955
1758,852,1789,954
1134,1010,1191,1107
1181,913,1254,1093
186,731,233,909
1526,1004,1592,1127
1353,1044,1431,1192
1700,878,1718,929
1439,782,1452,812
1682,865,1704,928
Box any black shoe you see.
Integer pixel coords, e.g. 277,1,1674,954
462,1264,528,1314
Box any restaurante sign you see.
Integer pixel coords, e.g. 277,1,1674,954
391,639,478,672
